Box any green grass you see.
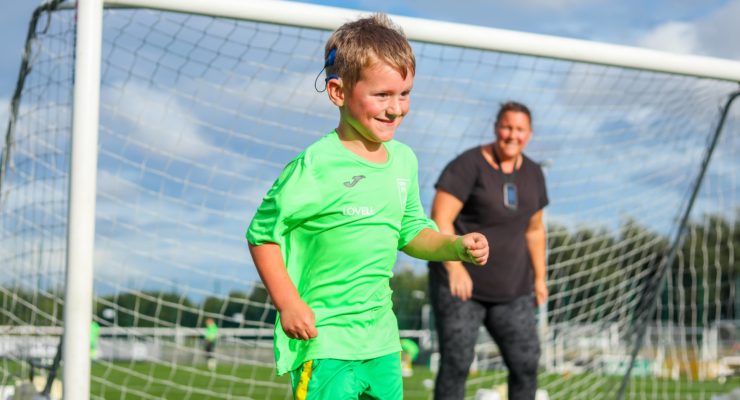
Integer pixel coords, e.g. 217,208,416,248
88,362,740,400
88,362,437,399
3,360,738,399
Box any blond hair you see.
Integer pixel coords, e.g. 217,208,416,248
324,13,415,89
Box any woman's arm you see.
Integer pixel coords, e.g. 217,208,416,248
526,209,548,306
434,190,475,301
403,190,488,300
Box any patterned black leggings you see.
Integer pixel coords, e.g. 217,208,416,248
430,278,540,400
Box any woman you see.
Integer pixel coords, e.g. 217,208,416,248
429,101,548,400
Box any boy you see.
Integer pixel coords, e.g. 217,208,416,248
203,318,218,370
90,320,100,360
247,13,489,399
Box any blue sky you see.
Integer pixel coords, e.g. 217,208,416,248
2,0,739,298
2,0,740,118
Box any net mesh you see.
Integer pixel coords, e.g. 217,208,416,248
1,5,737,399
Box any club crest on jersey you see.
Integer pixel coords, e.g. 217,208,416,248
397,178,410,207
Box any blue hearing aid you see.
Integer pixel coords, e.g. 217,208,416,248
315,47,338,92
324,47,337,67
324,47,338,82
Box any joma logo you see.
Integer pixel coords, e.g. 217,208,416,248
343,175,366,187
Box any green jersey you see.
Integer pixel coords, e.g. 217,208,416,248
90,321,100,348
247,131,436,375
205,323,218,342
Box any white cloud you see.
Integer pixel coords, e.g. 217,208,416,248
637,0,740,60
96,169,139,199
694,0,740,60
92,208,256,294
513,0,603,11
0,97,8,131
103,82,211,159
637,22,699,55
330,0,739,63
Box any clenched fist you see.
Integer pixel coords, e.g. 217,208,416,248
456,233,489,265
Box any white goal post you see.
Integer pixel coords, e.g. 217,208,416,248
63,1,102,399
2,0,739,399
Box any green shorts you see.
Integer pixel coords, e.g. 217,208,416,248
289,352,402,400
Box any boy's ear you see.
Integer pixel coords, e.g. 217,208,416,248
326,78,344,107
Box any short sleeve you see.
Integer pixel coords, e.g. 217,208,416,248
435,149,480,204
246,155,322,246
398,151,438,249
536,163,549,211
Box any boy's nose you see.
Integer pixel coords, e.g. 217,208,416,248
387,97,403,117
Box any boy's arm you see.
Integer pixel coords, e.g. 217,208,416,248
248,242,318,340
526,209,548,306
430,190,475,301
401,227,488,266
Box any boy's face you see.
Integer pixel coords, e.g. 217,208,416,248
336,62,413,144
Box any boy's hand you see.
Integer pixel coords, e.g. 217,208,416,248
279,299,318,340
456,233,489,265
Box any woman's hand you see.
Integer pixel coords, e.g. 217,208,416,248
446,262,474,301
534,279,548,306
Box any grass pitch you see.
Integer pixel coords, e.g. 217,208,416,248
88,362,738,399
2,360,737,399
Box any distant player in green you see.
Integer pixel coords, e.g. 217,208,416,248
90,320,100,360
246,13,489,400
203,318,218,370
400,338,420,377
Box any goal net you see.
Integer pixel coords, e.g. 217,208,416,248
1,1,738,399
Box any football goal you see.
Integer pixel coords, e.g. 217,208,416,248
1,0,738,399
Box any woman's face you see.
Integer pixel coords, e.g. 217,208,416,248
494,111,532,160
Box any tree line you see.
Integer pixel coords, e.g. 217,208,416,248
1,212,736,329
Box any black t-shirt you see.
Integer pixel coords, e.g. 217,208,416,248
429,146,548,302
